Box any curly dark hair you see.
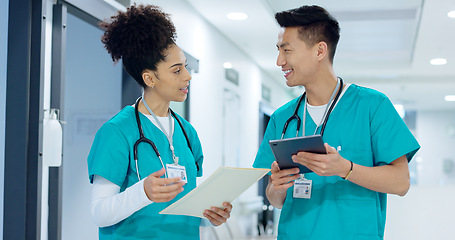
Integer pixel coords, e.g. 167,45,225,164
99,4,177,87
275,5,340,63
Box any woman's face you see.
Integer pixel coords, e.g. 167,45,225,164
147,44,191,103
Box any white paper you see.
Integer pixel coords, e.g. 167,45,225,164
159,167,270,218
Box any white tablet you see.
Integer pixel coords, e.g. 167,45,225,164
269,135,326,173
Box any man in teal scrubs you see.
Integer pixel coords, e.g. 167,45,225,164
253,5,420,239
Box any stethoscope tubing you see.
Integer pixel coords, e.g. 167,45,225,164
281,77,344,138
134,97,166,179
133,96,198,181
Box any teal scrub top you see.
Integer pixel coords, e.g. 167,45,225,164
254,84,420,240
87,106,204,240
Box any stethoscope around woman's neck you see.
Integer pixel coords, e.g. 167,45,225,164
281,77,344,139
133,96,197,181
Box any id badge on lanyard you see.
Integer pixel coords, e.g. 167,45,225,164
142,97,188,183
166,162,187,183
165,144,188,183
293,174,312,199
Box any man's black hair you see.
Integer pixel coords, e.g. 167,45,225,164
275,5,340,62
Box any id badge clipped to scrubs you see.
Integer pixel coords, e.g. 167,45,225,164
293,174,312,199
166,157,187,183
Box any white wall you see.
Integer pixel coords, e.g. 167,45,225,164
414,110,455,186
386,186,455,239
0,0,9,237
385,110,455,239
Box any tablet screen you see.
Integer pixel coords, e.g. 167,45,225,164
269,135,326,173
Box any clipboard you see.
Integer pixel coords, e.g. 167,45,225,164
269,134,326,173
160,167,270,218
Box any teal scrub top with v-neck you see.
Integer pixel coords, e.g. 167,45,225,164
254,84,420,240
88,106,204,240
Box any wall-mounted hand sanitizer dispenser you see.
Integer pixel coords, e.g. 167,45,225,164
43,109,62,167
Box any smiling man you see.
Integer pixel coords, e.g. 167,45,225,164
253,5,420,240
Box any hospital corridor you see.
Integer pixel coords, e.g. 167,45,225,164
1,0,455,239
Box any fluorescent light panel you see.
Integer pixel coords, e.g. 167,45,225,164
430,58,447,65
223,62,233,69
448,10,455,18
445,95,455,102
227,12,248,21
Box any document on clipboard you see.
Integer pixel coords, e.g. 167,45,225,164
269,134,326,173
159,167,270,218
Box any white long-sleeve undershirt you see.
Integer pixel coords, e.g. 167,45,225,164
90,175,153,227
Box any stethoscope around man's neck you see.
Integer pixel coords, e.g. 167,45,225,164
281,77,344,139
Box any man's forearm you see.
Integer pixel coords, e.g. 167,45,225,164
346,156,410,196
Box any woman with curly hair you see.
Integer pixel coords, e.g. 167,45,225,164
87,4,232,239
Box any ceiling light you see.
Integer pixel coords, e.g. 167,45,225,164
430,58,447,65
227,12,248,21
223,62,233,69
445,95,455,101
448,10,455,18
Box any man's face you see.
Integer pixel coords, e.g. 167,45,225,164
276,27,319,87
